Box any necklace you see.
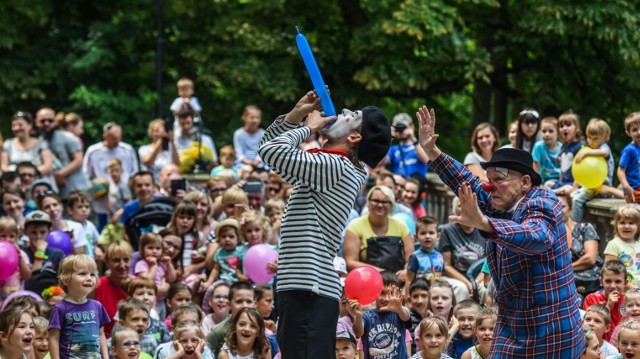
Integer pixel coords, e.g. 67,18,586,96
475,345,486,359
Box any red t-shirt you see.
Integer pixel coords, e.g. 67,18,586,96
95,276,127,338
583,291,625,342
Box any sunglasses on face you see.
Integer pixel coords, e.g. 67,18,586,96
39,118,55,124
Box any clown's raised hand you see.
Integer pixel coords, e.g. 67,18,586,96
416,106,441,160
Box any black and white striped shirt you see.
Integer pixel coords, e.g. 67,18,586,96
258,116,366,301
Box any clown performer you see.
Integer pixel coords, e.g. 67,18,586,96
258,91,391,358
416,106,584,357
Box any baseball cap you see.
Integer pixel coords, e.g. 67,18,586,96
24,210,52,227
336,329,357,345
392,113,412,127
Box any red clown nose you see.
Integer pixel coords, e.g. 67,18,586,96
481,182,496,192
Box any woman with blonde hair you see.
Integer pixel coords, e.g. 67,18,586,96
343,185,414,279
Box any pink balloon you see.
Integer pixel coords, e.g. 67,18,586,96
244,244,278,284
344,266,383,305
0,241,19,281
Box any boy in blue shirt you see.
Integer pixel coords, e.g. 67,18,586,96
619,111,640,203
404,216,445,295
361,271,410,359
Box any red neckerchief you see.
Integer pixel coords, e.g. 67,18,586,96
306,147,349,158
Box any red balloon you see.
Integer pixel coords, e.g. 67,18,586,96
344,266,383,305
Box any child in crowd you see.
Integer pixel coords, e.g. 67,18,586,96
609,319,640,359
0,307,35,359
553,111,583,194
233,105,265,170
609,289,640,349
410,317,452,359
237,211,273,282
110,328,140,359
0,217,31,297
37,192,87,255
407,279,430,353
337,283,364,341
264,198,285,246
67,191,100,259
582,330,601,359
219,307,271,359
22,211,65,295
164,283,193,331
583,304,619,357
204,219,243,286
429,279,456,325
604,205,640,287
126,277,170,343
135,233,177,319
155,321,213,359
202,283,230,334
48,255,110,359
584,259,627,341
254,284,275,335
107,159,131,215
206,281,255,357
171,304,205,333
619,112,640,204
115,299,158,358
170,78,202,115
210,145,238,181
461,307,497,359
169,201,204,278
33,316,50,359
160,228,184,283
571,118,620,222
515,108,541,153
361,271,410,359
403,178,427,219
335,329,358,359
405,216,444,295
532,116,561,188
448,300,482,359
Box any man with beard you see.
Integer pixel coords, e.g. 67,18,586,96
35,108,90,199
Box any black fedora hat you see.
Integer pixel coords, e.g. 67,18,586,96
480,148,542,186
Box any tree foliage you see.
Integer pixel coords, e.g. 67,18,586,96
1,0,639,161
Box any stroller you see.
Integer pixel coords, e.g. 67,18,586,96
124,197,177,250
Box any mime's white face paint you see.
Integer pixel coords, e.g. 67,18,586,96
321,109,362,139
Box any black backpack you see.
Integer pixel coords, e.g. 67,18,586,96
124,197,176,249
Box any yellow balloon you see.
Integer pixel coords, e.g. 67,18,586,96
572,147,607,189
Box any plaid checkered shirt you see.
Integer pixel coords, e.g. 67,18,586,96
430,153,584,358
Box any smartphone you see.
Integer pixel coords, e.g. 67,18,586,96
243,181,263,193
170,178,187,196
